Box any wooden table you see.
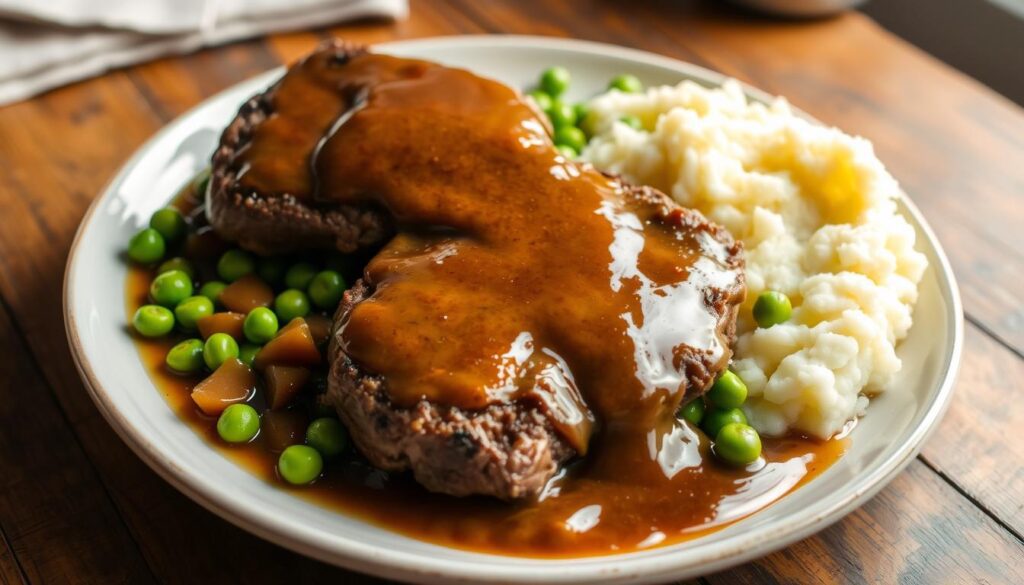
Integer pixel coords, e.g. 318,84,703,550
1,1,1021,583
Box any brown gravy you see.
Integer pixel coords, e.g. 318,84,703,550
128,264,843,555
125,50,847,557
239,51,742,454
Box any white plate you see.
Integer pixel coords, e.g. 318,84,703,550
64,36,963,584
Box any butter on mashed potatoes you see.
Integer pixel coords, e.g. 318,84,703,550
581,80,927,439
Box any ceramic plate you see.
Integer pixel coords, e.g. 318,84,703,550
64,36,962,584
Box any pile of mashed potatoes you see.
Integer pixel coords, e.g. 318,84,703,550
581,80,928,439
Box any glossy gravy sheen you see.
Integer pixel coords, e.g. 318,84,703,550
126,50,847,557
241,50,741,453
128,231,843,557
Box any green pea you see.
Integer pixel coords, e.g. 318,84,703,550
608,73,643,93
527,89,554,112
274,289,311,323
204,333,239,370
243,307,279,344
132,304,174,337
217,249,255,282
127,228,166,264
257,256,288,285
546,101,577,129
149,269,193,308
708,370,748,409
284,262,319,291
573,103,589,126
199,281,228,306
540,66,571,97
305,418,349,457
619,114,643,130
702,407,747,438
174,295,214,331
680,399,705,426
157,257,195,280
165,338,204,373
554,126,587,152
216,403,260,443
278,445,323,485
238,343,260,367
715,423,762,466
308,270,346,309
753,290,792,328
556,145,578,159
149,208,186,242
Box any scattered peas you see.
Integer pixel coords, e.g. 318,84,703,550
619,114,643,130
199,281,228,305
306,418,349,457
546,101,577,129
702,407,748,438
753,290,792,328
204,333,239,370
127,228,166,264
238,343,260,367
308,270,346,309
556,145,578,159
174,295,214,331
243,307,279,344
715,423,762,466
258,256,288,285
708,370,748,410
157,257,195,279
680,399,705,426
149,269,193,307
608,73,643,93
284,262,319,291
149,207,186,242
527,89,554,112
539,66,571,97
274,289,311,322
554,125,587,152
166,338,205,374
132,305,174,337
278,445,324,485
217,249,255,282
217,404,261,443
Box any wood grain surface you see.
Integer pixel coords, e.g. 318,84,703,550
0,0,1021,583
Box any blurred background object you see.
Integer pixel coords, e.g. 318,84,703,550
864,0,1024,107
731,0,867,17
0,0,407,106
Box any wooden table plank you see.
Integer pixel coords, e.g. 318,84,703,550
709,460,1024,584
0,529,26,585
0,298,154,584
920,323,1024,537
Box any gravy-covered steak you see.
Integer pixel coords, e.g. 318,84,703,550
208,42,389,254
209,40,745,500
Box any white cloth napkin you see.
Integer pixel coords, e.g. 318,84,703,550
0,0,408,106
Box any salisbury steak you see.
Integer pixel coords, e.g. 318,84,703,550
209,40,745,501
326,281,577,499
207,41,389,255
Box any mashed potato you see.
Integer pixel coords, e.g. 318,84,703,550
581,80,927,438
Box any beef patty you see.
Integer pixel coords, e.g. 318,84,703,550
207,42,389,255
208,40,745,500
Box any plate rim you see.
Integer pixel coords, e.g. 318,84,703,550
63,34,964,584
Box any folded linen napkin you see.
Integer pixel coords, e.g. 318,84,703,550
0,0,407,106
